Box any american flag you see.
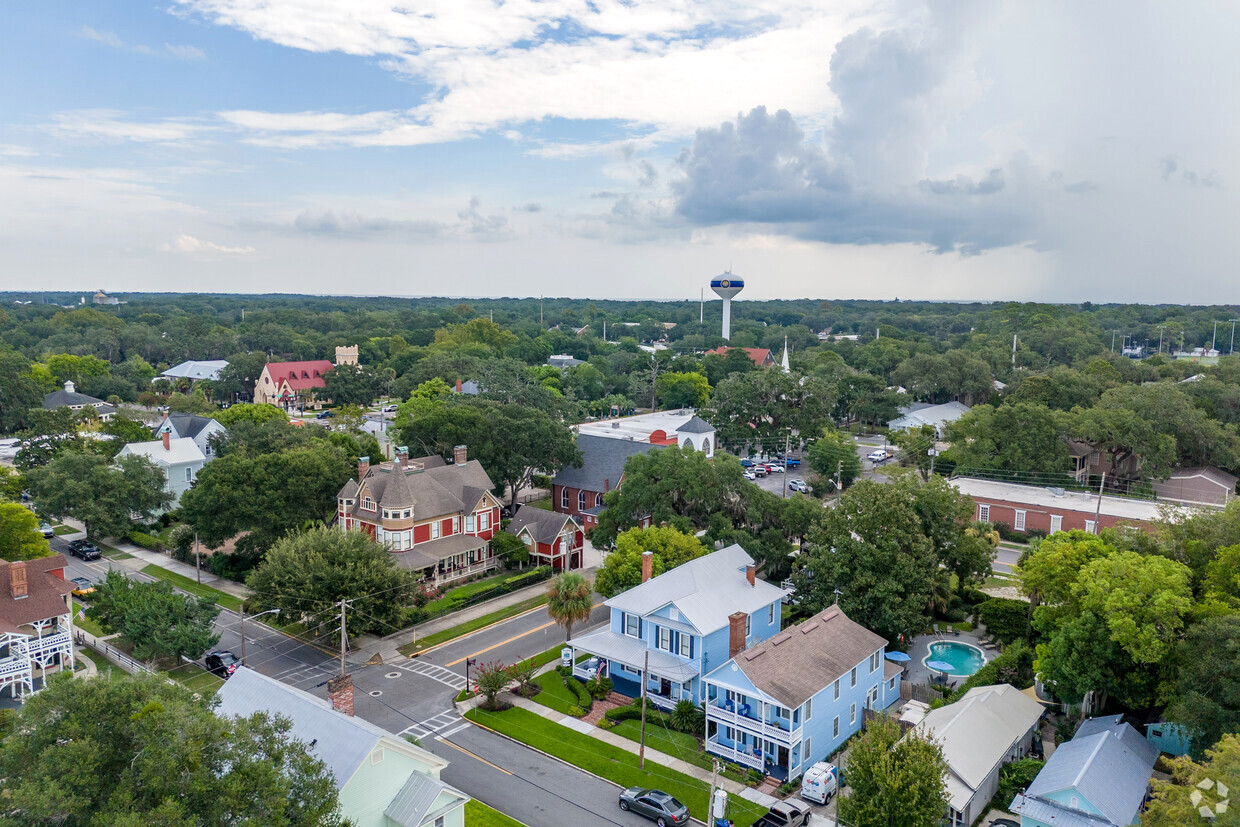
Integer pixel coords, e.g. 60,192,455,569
77,609,86,620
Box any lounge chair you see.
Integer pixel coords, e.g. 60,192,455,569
932,624,942,636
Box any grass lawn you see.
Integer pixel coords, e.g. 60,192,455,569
529,671,579,715
464,800,527,827
77,648,122,679
140,564,244,612
71,599,105,637
167,662,224,697
99,543,134,560
465,706,767,827
422,573,511,616
53,524,78,536
398,595,548,656
526,497,553,511
609,719,714,771
983,575,1016,588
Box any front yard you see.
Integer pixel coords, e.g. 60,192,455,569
139,564,244,612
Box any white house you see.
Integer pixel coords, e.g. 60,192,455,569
914,684,1045,826
160,360,229,382
0,555,75,700
216,668,469,827
116,432,207,507
154,413,226,460
888,401,971,435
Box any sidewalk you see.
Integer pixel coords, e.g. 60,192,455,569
107,541,251,600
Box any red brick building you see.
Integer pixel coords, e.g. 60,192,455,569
704,346,775,367
950,477,1171,536
505,506,584,571
337,445,503,585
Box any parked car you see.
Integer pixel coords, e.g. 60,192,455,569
744,471,757,481
753,465,768,477
784,457,801,467
205,650,240,678
382,404,398,413
866,448,889,463
618,788,690,826
38,522,55,539
752,799,812,827
800,762,839,804
67,539,102,561
788,479,808,493
70,577,95,598
766,463,784,473
739,458,754,467
315,409,334,419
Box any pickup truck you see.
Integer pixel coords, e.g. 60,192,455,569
750,800,812,827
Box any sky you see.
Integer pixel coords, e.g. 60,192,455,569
0,1,1236,303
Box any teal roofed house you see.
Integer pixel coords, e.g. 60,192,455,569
1011,715,1158,827
216,667,469,827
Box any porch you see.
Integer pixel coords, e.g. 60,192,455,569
570,630,698,712
704,722,794,781
391,534,498,586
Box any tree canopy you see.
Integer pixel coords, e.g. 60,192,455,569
837,716,949,827
88,569,221,663
27,451,172,539
0,502,51,561
593,525,706,597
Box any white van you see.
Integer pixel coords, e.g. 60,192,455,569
800,761,838,804
866,449,889,463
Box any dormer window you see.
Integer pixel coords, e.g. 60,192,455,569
362,497,375,511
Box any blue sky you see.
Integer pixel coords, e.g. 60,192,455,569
1,1,1237,302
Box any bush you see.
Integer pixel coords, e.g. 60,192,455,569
531,473,553,489
597,718,615,729
568,705,586,717
671,699,705,734
746,769,765,785
565,675,593,713
994,758,1044,809
978,598,1031,644
166,524,195,563
586,676,613,700
127,531,163,551
960,587,988,607
1026,528,1048,541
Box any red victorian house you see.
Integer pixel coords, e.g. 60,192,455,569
337,445,503,585
505,506,584,571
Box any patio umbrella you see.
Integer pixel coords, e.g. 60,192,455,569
926,660,955,684
884,651,911,662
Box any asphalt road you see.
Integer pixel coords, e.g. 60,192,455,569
993,546,1024,576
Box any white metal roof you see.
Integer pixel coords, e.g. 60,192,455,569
117,436,206,466
160,360,229,381
577,409,702,443
950,477,1177,522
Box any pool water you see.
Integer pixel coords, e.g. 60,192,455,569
924,641,985,676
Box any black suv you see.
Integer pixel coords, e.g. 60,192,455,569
205,651,239,678
67,539,102,561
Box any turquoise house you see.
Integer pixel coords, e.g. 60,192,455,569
1145,721,1191,757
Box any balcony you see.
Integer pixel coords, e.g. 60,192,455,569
435,559,498,585
26,631,71,660
705,700,797,743
0,655,32,680
705,737,764,771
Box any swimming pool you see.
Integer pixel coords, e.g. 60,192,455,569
924,641,986,676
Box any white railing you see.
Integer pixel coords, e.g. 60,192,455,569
705,702,796,743
436,560,498,584
27,631,71,658
705,738,764,770
0,656,31,679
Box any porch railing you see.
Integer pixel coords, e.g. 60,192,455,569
26,631,71,658
705,738,764,771
436,559,498,585
705,702,797,743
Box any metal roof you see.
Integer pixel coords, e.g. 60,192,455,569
117,436,206,466
383,771,469,827
570,629,699,681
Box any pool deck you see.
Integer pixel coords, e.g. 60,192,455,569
903,631,997,688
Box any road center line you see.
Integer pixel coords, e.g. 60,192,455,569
444,601,604,668
438,737,514,775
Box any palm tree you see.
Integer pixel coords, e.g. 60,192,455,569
547,572,594,642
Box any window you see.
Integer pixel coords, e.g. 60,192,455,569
869,652,880,672
833,716,839,738
625,613,641,637
431,522,441,539
404,509,411,518
185,467,192,481
578,491,586,511
363,497,375,511
1085,519,1097,534
850,703,856,724
659,627,672,652
452,516,459,533
745,614,751,638
1050,514,1063,533
1014,510,1026,531
479,511,489,531
466,514,475,532
561,488,569,509
768,603,774,624
887,677,895,691
434,817,445,827
978,504,990,523
804,698,812,720
802,738,811,763
595,493,603,507
867,686,878,709
850,667,857,688
679,634,692,658
832,680,840,701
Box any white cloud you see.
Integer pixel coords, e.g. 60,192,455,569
162,233,255,254
0,144,37,157
47,109,208,144
78,25,206,60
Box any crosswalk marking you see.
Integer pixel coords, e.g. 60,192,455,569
399,709,462,739
399,660,467,690
436,722,471,740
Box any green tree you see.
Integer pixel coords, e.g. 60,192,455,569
594,525,706,597
322,363,383,407
246,527,417,644
837,716,949,827
14,407,86,470
655,371,711,409
0,348,43,434
0,466,23,502
1143,733,1240,826
98,413,157,455
1017,530,1116,608
88,569,221,662
27,452,172,539
706,369,836,455
1167,615,1240,759
792,480,938,643
976,598,1031,644
893,473,994,589
0,672,344,826
214,351,270,403
546,572,594,641
944,402,1072,475
806,428,861,491
213,401,289,428
0,502,51,561
1070,405,1177,482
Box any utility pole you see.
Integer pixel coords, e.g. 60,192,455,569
1230,319,1238,355
700,288,704,325
240,603,247,666
782,433,790,498
836,459,843,495
1110,330,1118,352
338,599,351,676
540,295,543,325
1213,321,1219,353
638,650,649,769
1012,333,1017,369
194,532,201,585
1092,472,1106,534
1157,325,1166,354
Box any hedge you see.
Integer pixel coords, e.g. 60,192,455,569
978,598,1031,644
933,641,1034,708
127,531,164,551
565,674,593,713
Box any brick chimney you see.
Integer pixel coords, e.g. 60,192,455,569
641,550,653,584
603,478,611,493
327,674,355,716
396,446,409,469
357,456,370,482
455,378,463,393
746,564,755,587
453,444,468,466
729,611,747,657
161,430,171,451
9,560,28,600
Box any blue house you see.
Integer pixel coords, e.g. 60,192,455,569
701,606,901,780
569,544,788,709
1011,715,1158,827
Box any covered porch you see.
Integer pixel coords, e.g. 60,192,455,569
391,535,497,586
702,667,800,780
569,629,698,712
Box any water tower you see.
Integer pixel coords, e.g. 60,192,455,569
710,273,745,340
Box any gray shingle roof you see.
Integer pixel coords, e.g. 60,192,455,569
726,606,886,708
1015,716,1157,827
552,433,660,493
676,415,715,434
341,458,494,520
384,772,469,827
161,413,218,440
42,389,108,409
507,506,576,543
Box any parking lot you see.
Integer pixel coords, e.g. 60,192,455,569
736,434,899,498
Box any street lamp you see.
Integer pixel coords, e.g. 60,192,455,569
465,657,477,696
240,606,280,666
